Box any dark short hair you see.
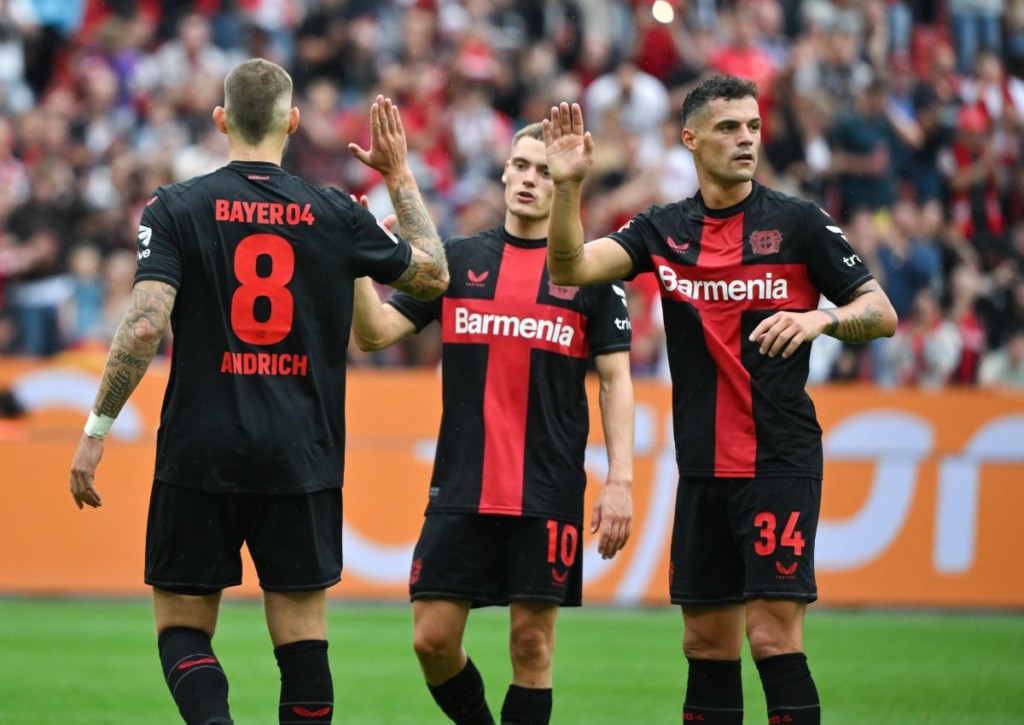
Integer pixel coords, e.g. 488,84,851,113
680,75,759,127
511,122,544,147
223,58,293,145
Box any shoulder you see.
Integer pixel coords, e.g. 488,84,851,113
758,185,821,219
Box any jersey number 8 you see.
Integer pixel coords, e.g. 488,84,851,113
230,233,294,345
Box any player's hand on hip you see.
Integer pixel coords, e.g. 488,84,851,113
70,434,104,509
749,310,825,359
347,95,409,178
591,480,633,560
543,102,594,186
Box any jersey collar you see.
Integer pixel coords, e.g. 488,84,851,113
498,225,547,249
696,180,762,219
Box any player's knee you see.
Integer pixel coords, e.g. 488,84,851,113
509,623,553,671
412,626,461,666
683,629,743,661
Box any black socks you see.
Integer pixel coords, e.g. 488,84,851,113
158,627,233,725
274,639,334,723
683,657,743,724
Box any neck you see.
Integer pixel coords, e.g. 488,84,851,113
504,211,548,240
700,178,753,209
227,140,285,165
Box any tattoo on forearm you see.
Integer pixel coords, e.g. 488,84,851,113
93,282,175,417
389,176,447,298
549,244,583,263
832,304,884,343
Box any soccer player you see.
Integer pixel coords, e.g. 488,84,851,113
350,122,635,725
543,76,898,724
68,59,448,725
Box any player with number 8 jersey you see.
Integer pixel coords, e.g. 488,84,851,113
69,59,448,725
136,158,409,493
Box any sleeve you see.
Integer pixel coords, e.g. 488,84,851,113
134,190,183,289
801,203,874,305
586,281,632,356
330,189,414,284
385,290,442,332
606,210,658,280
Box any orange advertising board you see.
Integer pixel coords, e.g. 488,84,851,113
1,356,1022,608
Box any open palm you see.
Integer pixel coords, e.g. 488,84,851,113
543,102,594,185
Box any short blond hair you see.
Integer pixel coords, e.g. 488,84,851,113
224,59,293,145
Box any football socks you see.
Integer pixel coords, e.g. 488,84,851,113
274,639,334,723
756,652,821,724
682,657,743,724
158,627,233,725
426,657,495,724
499,684,552,725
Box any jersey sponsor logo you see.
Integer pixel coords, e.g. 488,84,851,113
219,351,309,376
214,199,315,226
666,235,690,253
657,265,789,301
453,306,576,347
843,254,862,267
137,225,152,248
750,229,783,255
547,280,578,300
613,284,627,307
615,318,631,330
467,269,490,286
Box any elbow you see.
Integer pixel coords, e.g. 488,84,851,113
410,271,450,301
547,265,582,286
880,302,899,338
131,319,164,348
353,331,388,352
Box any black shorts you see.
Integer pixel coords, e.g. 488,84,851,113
144,480,343,595
669,476,821,605
410,513,583,608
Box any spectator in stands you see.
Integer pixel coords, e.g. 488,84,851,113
977,324,1024,387
884,287,963,387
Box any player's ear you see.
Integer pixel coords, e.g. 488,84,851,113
501,159,509,185
681,127,696,152
287,107,300,135
212,106,228,135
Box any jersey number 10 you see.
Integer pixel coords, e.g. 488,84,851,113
230,233,294,345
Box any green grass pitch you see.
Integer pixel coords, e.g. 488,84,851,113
1,598,1022,723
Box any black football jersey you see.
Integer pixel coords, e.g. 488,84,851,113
135,161,412,493
388,226,632,524
609,182,872,479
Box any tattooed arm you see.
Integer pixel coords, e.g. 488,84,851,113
749,280,898,359
69,280,177,509
819,281,898,343
348,95,448,300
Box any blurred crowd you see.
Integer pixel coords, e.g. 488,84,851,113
1,0,1023,389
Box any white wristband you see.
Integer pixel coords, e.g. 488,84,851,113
84,412,116,440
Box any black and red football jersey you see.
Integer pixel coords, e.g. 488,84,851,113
388,226,632,524
609,182,873,479
135,160,412,493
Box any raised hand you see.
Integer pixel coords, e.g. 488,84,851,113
542,102,594,186
348,95,409,181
